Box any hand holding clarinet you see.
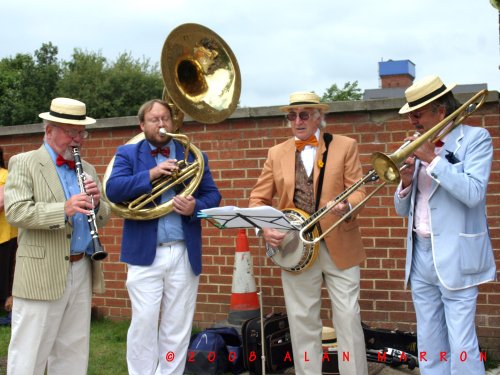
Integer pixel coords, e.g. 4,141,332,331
68,147,108,261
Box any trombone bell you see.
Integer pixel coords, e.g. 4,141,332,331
371,152,401,184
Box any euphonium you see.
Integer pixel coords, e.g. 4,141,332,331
72,147,108,261
103,23,241,220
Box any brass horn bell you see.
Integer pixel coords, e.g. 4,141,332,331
103,23,241,220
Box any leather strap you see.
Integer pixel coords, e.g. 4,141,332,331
315,133,332,211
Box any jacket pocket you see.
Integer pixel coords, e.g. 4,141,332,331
459,231,490,274
18,245,46,259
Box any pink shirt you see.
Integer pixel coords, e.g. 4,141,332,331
398,145,444,237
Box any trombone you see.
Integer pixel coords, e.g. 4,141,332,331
299,89,488,245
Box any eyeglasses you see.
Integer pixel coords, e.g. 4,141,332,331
286,111,314,122
407,106,433,120
147,117,171,125
53,125,89,139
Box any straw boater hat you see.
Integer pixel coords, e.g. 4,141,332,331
280,91,329,112
321,326,337,346
39,97,96,126
399,75,456,115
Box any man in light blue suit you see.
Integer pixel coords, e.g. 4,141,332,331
105,99,221,375
394,75,496,375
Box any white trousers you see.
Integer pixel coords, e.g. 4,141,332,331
410,235,484,375
126,241,199,375
7,257,92,375
281,242,368,375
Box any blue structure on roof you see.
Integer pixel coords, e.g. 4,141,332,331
379,60,415,77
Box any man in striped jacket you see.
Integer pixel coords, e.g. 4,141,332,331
4,97,110,375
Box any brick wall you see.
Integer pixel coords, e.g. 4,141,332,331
1,92,499,357
380,74,414,88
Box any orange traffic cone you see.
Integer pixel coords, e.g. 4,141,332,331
228,229,260,325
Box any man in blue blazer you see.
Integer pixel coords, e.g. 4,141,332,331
394,75,496,375
105,99,221,375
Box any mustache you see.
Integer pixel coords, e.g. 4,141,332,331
61,148,75,160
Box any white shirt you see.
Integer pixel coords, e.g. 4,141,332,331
296,129,320,176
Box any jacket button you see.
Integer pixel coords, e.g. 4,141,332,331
67,234,71,239
65,256,69,260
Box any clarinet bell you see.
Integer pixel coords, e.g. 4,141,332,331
91,238,108,261
91,249,108,261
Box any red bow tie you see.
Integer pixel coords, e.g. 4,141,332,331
434,139,444,148
56,154,75,169
295,135,318,152
151,147,170,158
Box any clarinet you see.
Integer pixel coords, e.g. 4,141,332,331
72,147,108,261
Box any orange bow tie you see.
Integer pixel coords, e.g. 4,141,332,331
295,135,318,152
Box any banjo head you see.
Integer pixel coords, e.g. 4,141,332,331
267,208,320,273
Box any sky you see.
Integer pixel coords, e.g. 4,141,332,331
1,0,499,108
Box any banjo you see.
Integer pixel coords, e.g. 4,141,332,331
265,207,323,273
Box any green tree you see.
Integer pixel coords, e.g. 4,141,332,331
321,81,362,102
0,43,164,126
34,42,61,112
96,52,163,118
56,49,108,118
57,50,163,120
0,43,60,125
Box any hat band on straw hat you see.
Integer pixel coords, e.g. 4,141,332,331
290,101,321,106
49,110,87,121
408,84,447,107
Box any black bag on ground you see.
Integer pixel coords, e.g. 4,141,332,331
241,312,293,375
184,326,244,374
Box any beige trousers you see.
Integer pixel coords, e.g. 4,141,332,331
281,243,368,375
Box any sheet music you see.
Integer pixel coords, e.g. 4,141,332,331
198,205,295,230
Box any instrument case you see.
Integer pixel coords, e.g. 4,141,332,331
362,322,418,356
241,312,294,374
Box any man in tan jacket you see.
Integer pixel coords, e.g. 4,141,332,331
4,98,110,375
249,92,368,375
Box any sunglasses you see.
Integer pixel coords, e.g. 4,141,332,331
286,111,313,121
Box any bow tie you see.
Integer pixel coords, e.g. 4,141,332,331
151,147,170,158
295,135,318,152
56,154,75,169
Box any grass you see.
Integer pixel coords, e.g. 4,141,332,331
0,315,130,375
88,318,129,375
0,315,9,375
0,316,204,375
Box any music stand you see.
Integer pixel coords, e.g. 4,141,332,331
198,205,294,231
198,205,294,375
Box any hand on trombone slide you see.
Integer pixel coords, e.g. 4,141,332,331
329,199,350,217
